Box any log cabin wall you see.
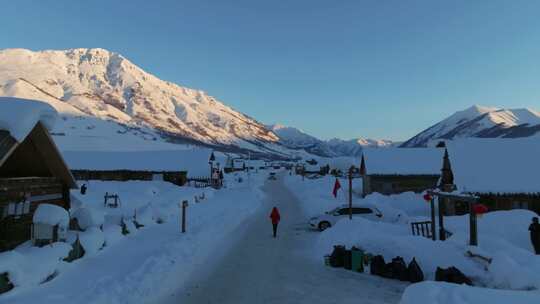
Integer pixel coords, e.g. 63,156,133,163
71,170,187,186
363,174,440,196
0,177,68,251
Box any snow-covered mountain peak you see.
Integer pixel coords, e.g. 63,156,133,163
0,48,281,154
401,105,540,147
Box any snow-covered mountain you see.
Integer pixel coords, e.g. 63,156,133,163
268,124,394,157
0,48,291,156
401,105,540,147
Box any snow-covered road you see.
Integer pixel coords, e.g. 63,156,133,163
167,174,407,304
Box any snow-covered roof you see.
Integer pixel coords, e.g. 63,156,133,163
447,138,540,194
0,97,57,142
33,204,69,227
363,147,443,175
63,149,218,177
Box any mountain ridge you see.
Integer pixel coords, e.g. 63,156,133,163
401,105,540,147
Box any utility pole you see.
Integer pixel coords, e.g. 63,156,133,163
348,167,353,220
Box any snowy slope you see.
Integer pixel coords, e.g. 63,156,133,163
268,124,394,157
0,48,283,155
401,105,540,147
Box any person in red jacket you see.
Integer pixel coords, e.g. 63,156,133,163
270,207,281,238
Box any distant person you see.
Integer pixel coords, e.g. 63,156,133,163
529,217,540,254
270,207,281,238
80,183,87,195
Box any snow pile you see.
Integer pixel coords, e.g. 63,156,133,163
71,207,104,230
77,227,105,256
315,210,540,289
400,282,540,304
0,97,57,141
0,243,71,288
286,173,540,290
33,204,69,227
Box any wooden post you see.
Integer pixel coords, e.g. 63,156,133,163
469,202,478,246
438,197,446,241
348,168,353,220
181,200,188,233
430,198,436,241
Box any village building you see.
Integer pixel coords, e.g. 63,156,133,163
361,147,444,197
0,99,77,252
445,138,540,215
63,149,213,186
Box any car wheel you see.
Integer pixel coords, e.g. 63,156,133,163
319,221,331,231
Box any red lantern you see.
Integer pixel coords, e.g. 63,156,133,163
423,193,433,202
473,204,488,217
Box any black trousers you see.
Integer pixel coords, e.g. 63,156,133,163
272,223,278,238
532,239,540,255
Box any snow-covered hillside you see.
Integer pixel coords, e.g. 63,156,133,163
268,124,394,157
401,105,540,147
0,48,285,155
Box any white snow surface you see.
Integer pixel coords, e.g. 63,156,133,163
362,147,444,175
447,138,540,193
400,282,540,304
1,173,267,303
0,97,57,142
32,204,69,227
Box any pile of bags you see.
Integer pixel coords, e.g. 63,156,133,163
370,255,424,283
328,245,365,272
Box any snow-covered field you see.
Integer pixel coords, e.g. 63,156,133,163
284,174,540,301
0,172,267,304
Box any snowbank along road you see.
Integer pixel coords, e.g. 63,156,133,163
167,173,407,304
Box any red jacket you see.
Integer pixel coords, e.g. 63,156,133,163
270,207,281,224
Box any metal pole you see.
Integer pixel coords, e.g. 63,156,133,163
181,200,188,233
430,198,436,241
348,168,353,220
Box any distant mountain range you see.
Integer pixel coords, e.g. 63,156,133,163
267,124,395,157
401,105,540,147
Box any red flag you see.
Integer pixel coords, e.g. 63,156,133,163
332,178,341,198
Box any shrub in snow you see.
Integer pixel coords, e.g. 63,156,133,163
134,204,153,226
78,227,105,256
0,272,13,294
103,224,124,246
71,207,104,230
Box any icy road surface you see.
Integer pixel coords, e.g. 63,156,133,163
168,174,407,304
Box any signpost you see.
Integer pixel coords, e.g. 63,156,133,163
348,167,353,220
181,200,188,233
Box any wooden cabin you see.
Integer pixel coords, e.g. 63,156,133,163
361,148,444,197
444,139,540,215
62,150,213,186
0,122,77,252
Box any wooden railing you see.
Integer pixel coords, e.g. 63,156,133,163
411,221,433,239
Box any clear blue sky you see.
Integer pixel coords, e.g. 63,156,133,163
2,1,540,141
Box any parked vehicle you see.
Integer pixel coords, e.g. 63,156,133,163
308,204,383,231
268,172,277,180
